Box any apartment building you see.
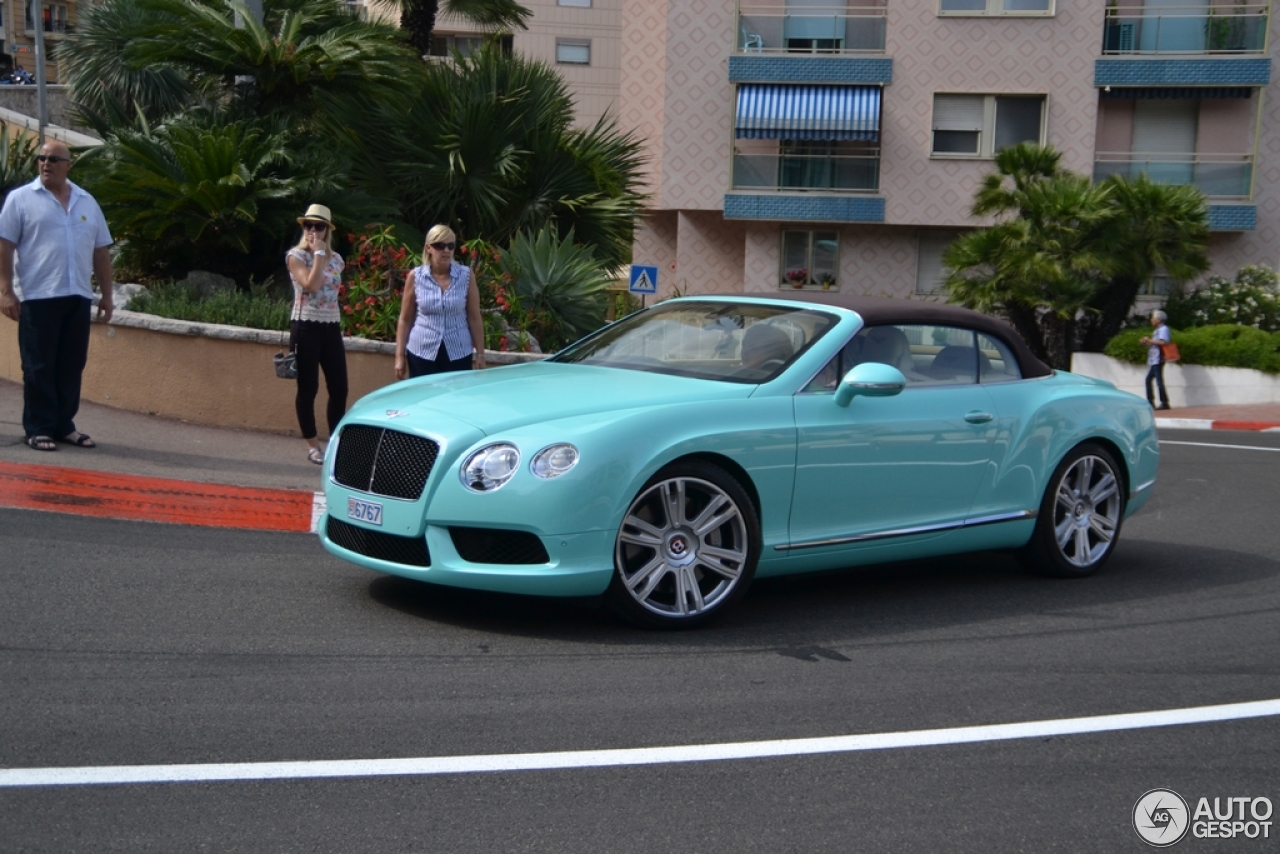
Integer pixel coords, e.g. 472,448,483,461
0,0,76,80
503,0,1277,301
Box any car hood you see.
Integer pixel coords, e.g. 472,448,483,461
347,362,755,435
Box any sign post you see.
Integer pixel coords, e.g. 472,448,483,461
628,264,658,309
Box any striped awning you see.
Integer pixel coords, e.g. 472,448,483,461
735,84,881,141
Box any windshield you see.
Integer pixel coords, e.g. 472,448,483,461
552,300,841,383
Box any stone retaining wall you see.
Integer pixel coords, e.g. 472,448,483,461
0,310,542,436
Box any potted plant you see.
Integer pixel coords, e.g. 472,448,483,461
785,267,808,288
818,273,835,291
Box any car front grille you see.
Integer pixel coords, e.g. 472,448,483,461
450,527,550,565
334,425,439,500
326,517,431,567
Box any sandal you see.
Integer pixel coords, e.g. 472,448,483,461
24,435,57,452
307,447,324,465
57,432,96,448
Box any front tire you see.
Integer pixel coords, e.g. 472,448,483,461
1021,443,1127,578
607,460,759,629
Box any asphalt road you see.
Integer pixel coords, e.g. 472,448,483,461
2,431,1278,852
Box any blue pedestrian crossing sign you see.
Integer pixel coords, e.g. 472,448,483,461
629,265,658,295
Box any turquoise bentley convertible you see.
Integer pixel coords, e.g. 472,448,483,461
318,295,1159,628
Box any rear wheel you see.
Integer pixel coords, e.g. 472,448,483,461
1021,443,1126,578
606,460,759,629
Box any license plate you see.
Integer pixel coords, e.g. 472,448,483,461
347,497,383,526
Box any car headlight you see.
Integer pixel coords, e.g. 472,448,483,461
460,443,521,492
531,444,579,479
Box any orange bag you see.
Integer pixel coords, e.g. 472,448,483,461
1161,342,1180,362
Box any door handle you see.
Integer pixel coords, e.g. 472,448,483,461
964,410,994,424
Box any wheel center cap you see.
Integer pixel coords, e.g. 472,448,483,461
664,530,697,567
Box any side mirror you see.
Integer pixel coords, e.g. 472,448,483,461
834,362,906,407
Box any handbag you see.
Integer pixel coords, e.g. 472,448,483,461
1161,341,1180,363
273,346,297,379
274,291,302,380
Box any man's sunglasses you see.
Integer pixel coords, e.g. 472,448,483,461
302,222,328,231
430,242,456,251
36,155,70,164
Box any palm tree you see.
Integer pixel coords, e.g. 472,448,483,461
371,0,532,57
355,44,646,268
59,0,416,130
77,113,388,282
56,0,197,133
1077,173,1209,351
943,144,1117,369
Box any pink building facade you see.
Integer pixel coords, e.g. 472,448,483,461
592,0,1278,303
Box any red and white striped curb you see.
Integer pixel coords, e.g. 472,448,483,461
1156,416,1280,432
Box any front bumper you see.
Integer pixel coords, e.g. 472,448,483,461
318,509,616,597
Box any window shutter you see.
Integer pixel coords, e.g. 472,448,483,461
933,95,985,131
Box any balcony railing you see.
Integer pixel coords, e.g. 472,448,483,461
733,152,880,192
737,3,887,54
1093,152,1254,198
1102,4,1269,54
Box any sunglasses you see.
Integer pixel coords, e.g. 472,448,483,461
302,222,328,232
430,242,456,251
36,155,70,164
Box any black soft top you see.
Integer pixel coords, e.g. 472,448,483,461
767,292,1054,379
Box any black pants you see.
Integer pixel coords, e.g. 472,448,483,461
294,321,348,440
19,295,91,439
406,344,473,377
1145,361,1168,407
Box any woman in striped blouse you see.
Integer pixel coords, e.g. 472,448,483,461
394,224,486,380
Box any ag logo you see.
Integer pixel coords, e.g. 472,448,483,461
1134,789,1190,847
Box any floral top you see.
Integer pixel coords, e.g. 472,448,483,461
287,247,345,323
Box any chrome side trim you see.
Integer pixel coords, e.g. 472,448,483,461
1131,478,1156,499
776,510,1037,552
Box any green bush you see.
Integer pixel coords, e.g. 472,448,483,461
1104,324,1280,374
1163,265,1280,332
128,280,291,331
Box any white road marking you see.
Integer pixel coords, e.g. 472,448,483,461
2,698,1277,788
310,492,325,533
1160,440,1280,452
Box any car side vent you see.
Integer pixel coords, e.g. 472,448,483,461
450,527,550,565
327,517,430,567
334,425,439,500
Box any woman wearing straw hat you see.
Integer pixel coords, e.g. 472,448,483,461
394,224,486,380
285,203,348,464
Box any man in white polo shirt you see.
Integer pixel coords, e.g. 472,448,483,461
0,139,114,451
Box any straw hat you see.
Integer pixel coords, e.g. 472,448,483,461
297,204,333,227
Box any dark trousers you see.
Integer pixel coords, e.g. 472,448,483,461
406,344,473,378
18,296,91,439
294,321,348,440
1145,362,1169,407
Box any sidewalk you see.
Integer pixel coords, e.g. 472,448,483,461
0,378,324,533
1,379,1278,534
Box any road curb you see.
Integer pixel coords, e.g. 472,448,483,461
0,461,321,533
1156,417,1280,432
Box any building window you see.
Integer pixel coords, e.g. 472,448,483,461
916,230,963,295
558,0,592,6
781,230,838,290
24,1,66,32
429,34,487,58
556,39,591,65
932,94,1045,158
939,0,1052,14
